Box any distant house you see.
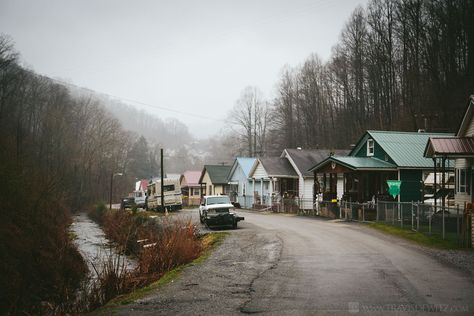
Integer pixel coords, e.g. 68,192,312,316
248,157,298,206
281,148,349,209
310,130,454,203
227,157,257,208
425,96,474,207
199,165,232,196
180,171,202,206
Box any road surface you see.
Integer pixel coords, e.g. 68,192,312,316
115,209,474,315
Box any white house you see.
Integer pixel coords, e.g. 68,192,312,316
281,148,349,209
424,95,474,207
248,157,298,207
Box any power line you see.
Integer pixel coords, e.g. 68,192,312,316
29,69,231,124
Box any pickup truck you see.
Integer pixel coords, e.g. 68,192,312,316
199,195,244,228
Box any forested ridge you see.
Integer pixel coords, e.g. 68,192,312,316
272,0,474,150
0,35,155,313
229,0,474,156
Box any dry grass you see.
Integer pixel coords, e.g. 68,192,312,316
82,210,204,313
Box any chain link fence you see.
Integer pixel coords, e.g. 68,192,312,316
342,200,471,247
232,194,471,247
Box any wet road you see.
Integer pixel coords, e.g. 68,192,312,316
115,209,474,315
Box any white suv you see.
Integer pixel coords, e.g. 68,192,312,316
199,195,244,228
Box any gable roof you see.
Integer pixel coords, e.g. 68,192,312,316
456,95,474,136
180,171,201,187
229,157,257,179
309,156,397,172
283,148,350,177
199,165,232,184
351,130,454,168
254,157,298,178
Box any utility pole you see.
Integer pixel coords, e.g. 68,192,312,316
160,148,165,212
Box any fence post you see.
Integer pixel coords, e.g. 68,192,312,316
400,204,403,229
457,204,460,246
362,204,365,222
428,206,432,235
442,204,446,240
411,202,414,231
417,203,420,231
376,201,379,222
392,203,395,226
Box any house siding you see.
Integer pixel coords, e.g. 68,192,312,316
301,178,314,209
454,158,472,206
454,114,474,206
253,162,268,179
466,115,474,137
354,134,395,164
399,169,422,202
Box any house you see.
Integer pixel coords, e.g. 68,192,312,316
199,165,232,196
180,171,202,206
309,130,454,203
281,148,349,209
248,157,298,207
227,157,257,208
424,95,474,207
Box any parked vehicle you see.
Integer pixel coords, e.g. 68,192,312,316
147,178,183,211
133,191,146,208
120,197,135,210
199,195,244,228
133,179,149,208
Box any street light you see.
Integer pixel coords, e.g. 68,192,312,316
110,172,123,210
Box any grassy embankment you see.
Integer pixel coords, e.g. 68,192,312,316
90,231,227,315
86,203,227,314
367,222,466,249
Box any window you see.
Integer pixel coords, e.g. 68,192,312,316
456,168,471,194
193,188,200,196
367,139,374,156
163,184,175,192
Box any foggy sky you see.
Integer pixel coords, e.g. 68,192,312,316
0,0,368,138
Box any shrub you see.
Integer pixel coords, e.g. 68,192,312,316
88,201,108,224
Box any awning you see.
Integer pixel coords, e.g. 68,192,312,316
424,137,474,158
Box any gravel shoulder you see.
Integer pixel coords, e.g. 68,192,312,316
115,217,282,315
339,219,474,280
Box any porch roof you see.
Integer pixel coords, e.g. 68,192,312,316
424,137,474,158
309,156,397,172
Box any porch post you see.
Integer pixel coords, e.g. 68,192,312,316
433,158,437,208
252,178,255,206
442,157,446,239
260,179,264,205
269,177,273,206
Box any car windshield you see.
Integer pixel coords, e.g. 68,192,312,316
206,196,231,205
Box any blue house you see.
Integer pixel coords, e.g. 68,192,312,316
227,157,256,208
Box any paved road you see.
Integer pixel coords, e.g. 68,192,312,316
116,209,474,315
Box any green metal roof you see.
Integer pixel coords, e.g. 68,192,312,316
352,131,454,168
200,165,232,184
334,156,397,170
309,156,397,172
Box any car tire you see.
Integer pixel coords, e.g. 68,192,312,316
200,216,204,224
232,220,237,229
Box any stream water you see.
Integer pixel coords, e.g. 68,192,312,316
70,213,137,280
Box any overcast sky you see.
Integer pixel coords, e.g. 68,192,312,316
0,0,367,138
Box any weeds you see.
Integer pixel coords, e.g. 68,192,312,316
82,209,204,313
